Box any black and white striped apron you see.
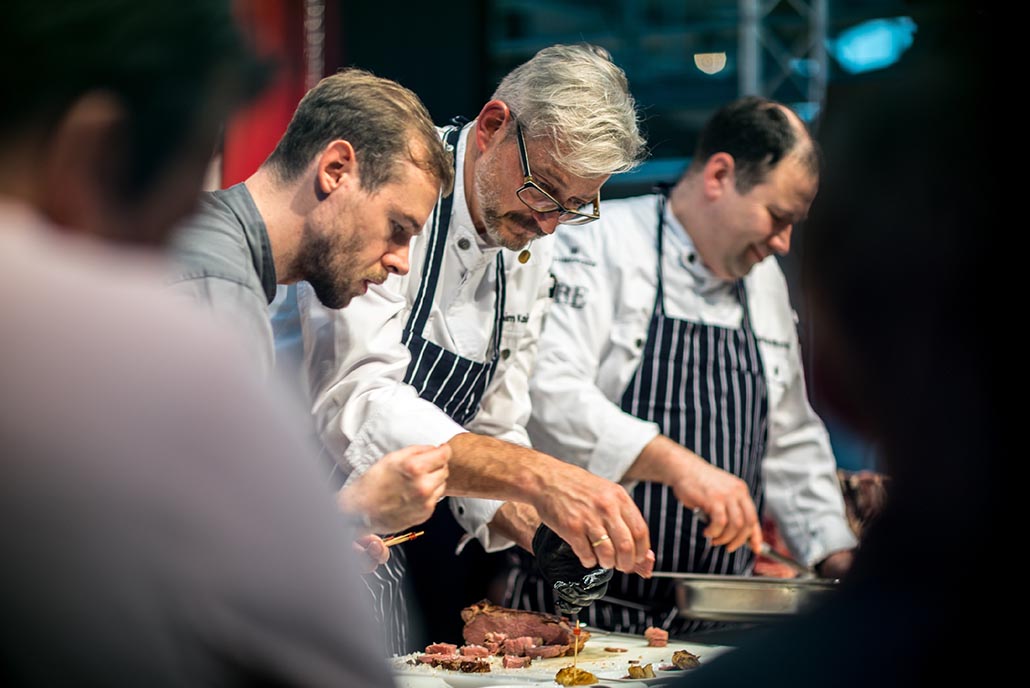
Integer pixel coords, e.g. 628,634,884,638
400,125,507,424
505,191,769,637
371,124,508,653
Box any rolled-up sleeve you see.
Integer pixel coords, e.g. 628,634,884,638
299,282,465,484
450,497,511,552
527,234,659,484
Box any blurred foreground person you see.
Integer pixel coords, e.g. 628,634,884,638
0,2,394,685
673,4,1001,685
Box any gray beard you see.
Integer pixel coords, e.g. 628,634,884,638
474,163,534,251
481,207,538,251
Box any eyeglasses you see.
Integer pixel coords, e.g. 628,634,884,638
514,122,600,225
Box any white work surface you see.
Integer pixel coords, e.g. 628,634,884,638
390,628,734,687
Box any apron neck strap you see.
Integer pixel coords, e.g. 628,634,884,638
654,184,671,311
407,123,464,335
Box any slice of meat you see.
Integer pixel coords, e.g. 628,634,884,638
424,642,458,655
502,655,533,669
416,654,490,673
499,636,539,656
416,654,461,668
414,655,459,663
461,600,589,652
643,626,668,647
525,644,569,659
459,644,491,657
459,659,490,673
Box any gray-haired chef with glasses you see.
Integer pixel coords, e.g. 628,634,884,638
275,43,654,651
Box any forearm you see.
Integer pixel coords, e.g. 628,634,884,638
448,432,653,574
626,434,762,552
624,434,704,485
444,432,549,502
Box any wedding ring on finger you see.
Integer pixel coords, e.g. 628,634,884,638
590,534,611,548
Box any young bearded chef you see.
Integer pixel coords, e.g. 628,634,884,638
168,70,456,575
279,44,694,648
507,96,858,636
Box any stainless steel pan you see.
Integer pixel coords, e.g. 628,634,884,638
649,572,839,623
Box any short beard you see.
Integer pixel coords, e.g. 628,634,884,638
298,232,358,310
475,169,539,251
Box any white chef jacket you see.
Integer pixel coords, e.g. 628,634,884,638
288,124,555,550
528,193,857,565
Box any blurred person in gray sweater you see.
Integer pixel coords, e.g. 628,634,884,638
0,2,396,685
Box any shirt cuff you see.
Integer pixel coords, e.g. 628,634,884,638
590,415,661,483
341,395,465,482
794,514,859,566
450,498,513,553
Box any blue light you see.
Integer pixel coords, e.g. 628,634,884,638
827,17,917,74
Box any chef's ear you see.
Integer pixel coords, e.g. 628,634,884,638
701,152,735,201
473,100,512,152
41,92,129,238
316,139,358,195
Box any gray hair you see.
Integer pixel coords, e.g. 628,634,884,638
493,43,646,177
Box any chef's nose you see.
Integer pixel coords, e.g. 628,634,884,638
383,242,410,276
531,210,560,235
767,225,792,256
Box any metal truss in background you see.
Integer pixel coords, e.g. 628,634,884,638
739,0,828,122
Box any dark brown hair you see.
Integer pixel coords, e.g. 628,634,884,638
265,68,453,195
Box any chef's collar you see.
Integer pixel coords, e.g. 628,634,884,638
450,123,506,258
449,124,504,267
663,200,726,294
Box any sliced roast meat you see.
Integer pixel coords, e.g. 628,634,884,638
482,631,507,654
424,642,458,655
458,659,491,673
461,600,589,652
643,626,669,647
459,644,491,657
525,643,569,659
502,655,533,669
416,653,460,666
499,636,540,656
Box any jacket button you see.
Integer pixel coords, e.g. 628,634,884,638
501,348,511,360
457,237,471,250
635,338,644,348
